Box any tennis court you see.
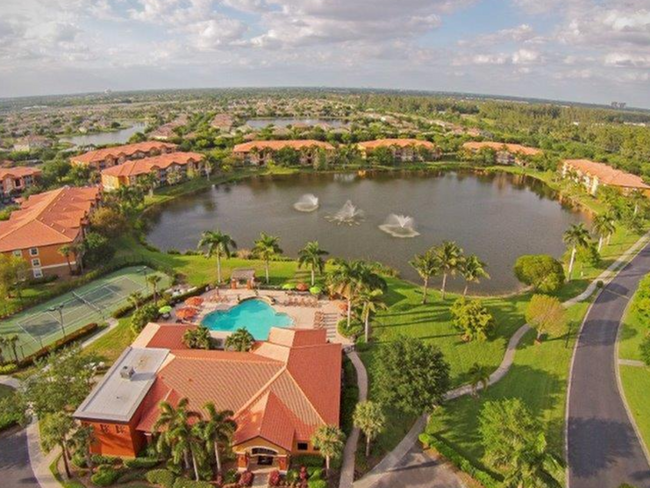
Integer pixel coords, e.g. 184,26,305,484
0,266,171,361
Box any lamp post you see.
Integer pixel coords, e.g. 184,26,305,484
141,267,149,293
48,304,66,339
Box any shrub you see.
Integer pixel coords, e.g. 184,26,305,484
291,455,323,468
0,364,17,374
640,334,650,367
224,469,238,484
450,297,495,342
306,467,323,479
91,454,120,466
90,466,121,487
238,470,254,487
172,478,213,488
268,469,281,487
146,468,176,488
514,254,565,293
125,457,160,469
71,452,86,469
337,318,363,339
117,469,146,483
308,480,327,488
131,303,159,334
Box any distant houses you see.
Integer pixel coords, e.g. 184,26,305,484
358,138,441,163
100,152,205,191
71,142,178,170
562,159,650,196
0,186,101,278
211,113,234,132
0,166,41,198
233,140,335,166
462,141,542,165
13,136,52,152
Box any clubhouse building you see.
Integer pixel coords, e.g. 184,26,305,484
357,138,441,162
74,324,342,473
562,159,650,196
232,140,335,166
71,142,178,170
0,186,101,278
462,141,542,165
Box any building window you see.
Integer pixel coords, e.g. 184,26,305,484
99,424,110,434
115,425,126,434
13,250,22,257
29,248,39,256
31,258,41,267
32,269,43,279
251,448,277,456
297,443,309,451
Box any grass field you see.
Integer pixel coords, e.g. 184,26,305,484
0,384,14,399
0,266,171,360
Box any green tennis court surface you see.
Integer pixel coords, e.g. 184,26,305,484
0,266,171,361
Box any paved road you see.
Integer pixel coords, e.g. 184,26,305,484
0,426,40,488
568,244,650,488
372,445,464,488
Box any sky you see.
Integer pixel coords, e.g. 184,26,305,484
1,0,649,107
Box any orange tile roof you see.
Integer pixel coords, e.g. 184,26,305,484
233,140,334,153
564,159,650,190
0,186,100,252
358,138,436,150
462,141,542,156
71,142,178,165
132,323,195,350
0,167,42,179
134,325,341,447
101,152,204,178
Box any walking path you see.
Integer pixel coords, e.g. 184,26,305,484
619,359,647,368
351,231,650,488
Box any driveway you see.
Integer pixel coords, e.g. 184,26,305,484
0,426,40,488
568,244,650,488
372,445,464,488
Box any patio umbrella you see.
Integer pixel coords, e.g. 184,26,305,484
309,286,322,295
185,296,204,307
176,307,198,320
282,283,296,290
158,305,172,314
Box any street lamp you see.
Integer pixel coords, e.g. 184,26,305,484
141,267,149,293
48,304,66,339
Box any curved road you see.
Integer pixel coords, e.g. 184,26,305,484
568,244,650,488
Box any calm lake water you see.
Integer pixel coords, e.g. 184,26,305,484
146,171,590,293
246,118,346,128
61,122,146,147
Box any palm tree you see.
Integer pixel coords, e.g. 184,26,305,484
147,275,162,304
353,401,386,457
224,328,254,352
630,189,646,215
40,412,74,479
154,398,200,476
128,291,143,311
5,334,19,363
355,289,387,343
201,403,236,473
593,213,616,252
563,223,591,280
198,230,237,285
311,425,345,475
252,233,283,284
460,255,489,296
139,172,159,197
58,245,74,275
298,241,329,286
467,362,490,398
409,250,439,304
182,326,212,350
433,241,464,300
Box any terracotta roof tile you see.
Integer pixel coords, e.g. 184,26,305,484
462,141,542,156
233,140,334,153
72,142,178,165
564,159,650,190
358,138,436,150
101,152,203,178
0,167,42,179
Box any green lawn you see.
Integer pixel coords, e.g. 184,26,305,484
620,365,650,453
619,298,646,362
84,316,134,364
0,384,14,399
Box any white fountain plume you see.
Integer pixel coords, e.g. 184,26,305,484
379,214,420,238
326,200,364,225
294,194,319,212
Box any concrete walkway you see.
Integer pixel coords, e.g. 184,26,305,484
619,359,647,368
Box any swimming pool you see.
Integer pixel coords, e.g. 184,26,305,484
201,299,293,340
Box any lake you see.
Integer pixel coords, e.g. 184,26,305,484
246,118,347,128
61,122,146,147
145,170,590,293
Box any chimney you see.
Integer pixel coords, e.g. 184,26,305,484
120,365,135,379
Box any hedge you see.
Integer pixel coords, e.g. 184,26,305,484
419,433,502,488
172,478,213,488
308,480,327,488
146,468,176,488
16,322,99,367
124,457,161,469
291,455,323,468
90,466,121,487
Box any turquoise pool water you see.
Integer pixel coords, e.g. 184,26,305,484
201,299,293,339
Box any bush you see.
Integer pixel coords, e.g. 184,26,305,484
131,303,159,334
90,466,121,487
268,469,281,487
117,469,146,483
308,480,327,488
238,470,254,487
337,318,363,339
450,297,495,342
0,363,17,374
514,254,565,293
224,469,238,484
640,334,650,367
91,454,120,466
146,468,176,488
291,455,323,468
71,452,86,469
419,433,501,488
306,467,323,479
172,478,213,488
125,457,160,469
111,303,135,319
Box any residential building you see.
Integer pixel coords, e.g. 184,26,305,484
462,141,543,165
357,139,441,162
13,136,52,152
71,142,178,170
232,140,335,166
0,166,42,197
73,324,342,473
100,152,205,191
562,159,650,196
0,186,101,278
211,113,234,132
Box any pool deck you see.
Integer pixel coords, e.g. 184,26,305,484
170,288,352,345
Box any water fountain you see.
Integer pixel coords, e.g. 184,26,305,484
293,194,319,212
326,200,364,225
379,214,420,238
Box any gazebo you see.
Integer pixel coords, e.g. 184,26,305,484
230,268,256,290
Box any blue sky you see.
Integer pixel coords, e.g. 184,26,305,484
1,0,649,107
